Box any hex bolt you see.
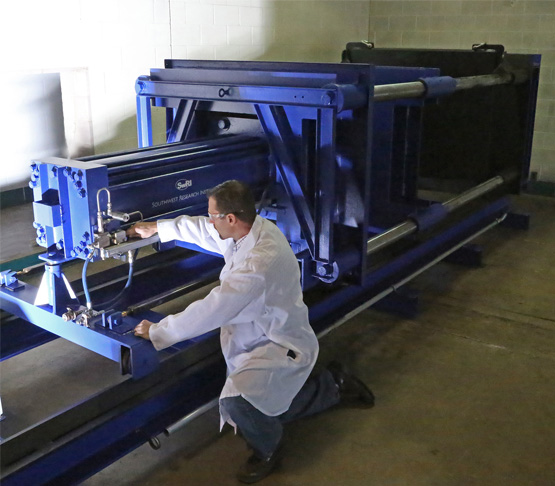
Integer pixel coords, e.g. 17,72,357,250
218,118,231,131
317,263,334,276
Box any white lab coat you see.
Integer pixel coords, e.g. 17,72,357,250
150,215,319,424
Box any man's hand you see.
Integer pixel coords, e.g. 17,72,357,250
134,319,155,340
127,222,158,239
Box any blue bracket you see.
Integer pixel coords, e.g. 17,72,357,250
444,243,483,267
502,211,530,230
31,158,109,262
0,270,24,291
34,262,80,315
372,286,420,318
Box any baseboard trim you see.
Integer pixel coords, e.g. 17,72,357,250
0,187,34,208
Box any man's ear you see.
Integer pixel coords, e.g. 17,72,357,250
226,213,237,225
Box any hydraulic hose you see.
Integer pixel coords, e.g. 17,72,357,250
96,249,138,310
82,253,95,310
81,249,139,311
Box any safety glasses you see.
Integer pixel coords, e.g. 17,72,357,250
207,211,227,221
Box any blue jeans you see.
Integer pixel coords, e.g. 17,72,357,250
220,369,340,459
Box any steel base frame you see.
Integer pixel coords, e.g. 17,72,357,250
0,198,511,486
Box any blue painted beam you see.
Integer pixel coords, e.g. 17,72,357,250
0,284,159,378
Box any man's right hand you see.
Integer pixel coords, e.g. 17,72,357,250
127,222,158,239
134,319,154,340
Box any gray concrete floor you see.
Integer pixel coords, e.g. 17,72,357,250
2,194,555,485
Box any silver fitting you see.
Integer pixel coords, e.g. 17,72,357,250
111,229,128,246
62,306,88,322
108,211,130,222
62,308,78,321
77,311,94,328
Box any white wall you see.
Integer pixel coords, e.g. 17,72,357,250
0,74,67,190
0,0,369,191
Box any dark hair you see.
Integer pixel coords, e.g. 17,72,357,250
207,180,257,225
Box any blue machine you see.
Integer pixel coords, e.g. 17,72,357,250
0,45,541,484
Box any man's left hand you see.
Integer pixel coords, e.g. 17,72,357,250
134,320,154,340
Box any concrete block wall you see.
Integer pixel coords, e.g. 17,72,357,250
3,0,550,189
367,0,555,182
0,0,369,191
0,0,169,190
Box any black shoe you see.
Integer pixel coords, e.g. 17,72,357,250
237,445,283,484
327,361,375,407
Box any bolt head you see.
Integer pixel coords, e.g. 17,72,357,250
218,118,231,130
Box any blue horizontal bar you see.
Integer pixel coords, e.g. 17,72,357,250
136,78,341,108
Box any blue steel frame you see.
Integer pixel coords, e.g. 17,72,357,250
135,60,440,284
135,62,381,277
0,51,540,485
0,57,534,376
0,197,512,486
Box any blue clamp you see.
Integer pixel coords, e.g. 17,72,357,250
409,204,448,231
419,76,457,98
323,83,368,112
0,270,24,291
102,311,124,329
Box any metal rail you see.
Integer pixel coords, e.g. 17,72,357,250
322,212,507,339
164,397,220,436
